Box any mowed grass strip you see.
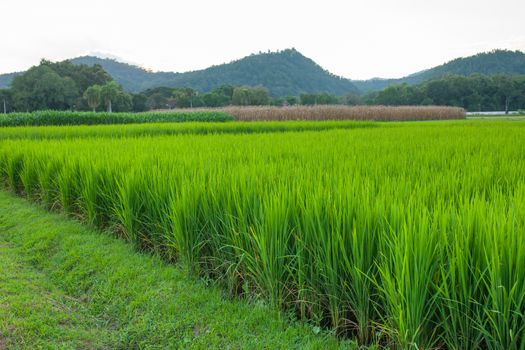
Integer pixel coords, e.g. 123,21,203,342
0,240,114,349
0,191,349,350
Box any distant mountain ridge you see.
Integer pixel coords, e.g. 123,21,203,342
71,49,359,96
352,49,525,92
70,56,180,93
1,49,524,95
0,72,21,89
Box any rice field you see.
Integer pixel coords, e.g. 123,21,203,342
0,120,523,349
0,120,377,140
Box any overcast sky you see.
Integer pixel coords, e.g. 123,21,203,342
1,0,524,79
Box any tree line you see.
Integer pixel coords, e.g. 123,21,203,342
365,74,525,113
1,59,524,113
0,60,132,113
0,59,351,113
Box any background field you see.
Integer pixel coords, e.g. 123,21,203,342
0,110,233,127
0,119,524,349
0,106,465,127
195,105,466,121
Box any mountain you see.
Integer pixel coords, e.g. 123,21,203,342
0,72,21,89
70,56,180,93
0,49,357,96
2,49,524,95
352,50,525,93
69,49,358,96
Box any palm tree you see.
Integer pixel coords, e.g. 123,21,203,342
100,81,119,113
83,85,102,112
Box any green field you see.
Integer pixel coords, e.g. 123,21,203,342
0,110,233,126
0,191,344,349
1,119,524,349
0,120,377,140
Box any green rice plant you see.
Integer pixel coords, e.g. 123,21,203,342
336,181,381,343
436,198,488,350
139,166,176,258
375,203,441,349
293,184,346,330
36,158,61,209
480,188,525,350
77,163,101,226
4,153,24,193
239,187,294,307
113,168,147,248
0,120,377,140
168,178,208,270
0,120,523,349
56,161,81,215
18,153,40,199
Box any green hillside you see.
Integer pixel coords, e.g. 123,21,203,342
353,49,525,92
0,72,21,89
70,56,180,93
2,49,523,95
70,49,358,96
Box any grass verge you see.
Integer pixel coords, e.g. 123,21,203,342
0,191,351,349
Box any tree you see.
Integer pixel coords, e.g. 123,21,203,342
343,93,361,106
146,92,168,110
286,96,298,105
8,58,113,112
112,91,133,112
315,92,340,105
201,92,230,107
300,93,317,105
83,85,102,112
40,59,111,93
213,85,234,100
0,89,11,114
11,65,78,111
231,86,270,106
132,93,148,112
172,88,199,108
493,75,516,114
250,86,270,105
182,87,198,108
100,81,119,112
232,87,251,106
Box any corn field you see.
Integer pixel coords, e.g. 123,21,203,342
0,120,523,349
1,106,465,127
214,105,466,121
0,110,233,126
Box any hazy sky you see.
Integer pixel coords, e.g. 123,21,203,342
1,0,524,79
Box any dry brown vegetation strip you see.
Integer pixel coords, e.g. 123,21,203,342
183,105,466,121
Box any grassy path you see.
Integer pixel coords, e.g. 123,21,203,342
0,191,350,349
0,240,114,349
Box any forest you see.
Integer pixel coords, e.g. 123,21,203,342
1,58,524,113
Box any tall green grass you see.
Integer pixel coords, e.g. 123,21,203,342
0,121,524,349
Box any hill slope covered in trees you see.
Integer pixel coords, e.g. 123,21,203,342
353,50,525,92
1,49,524,96
70,49,358,96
